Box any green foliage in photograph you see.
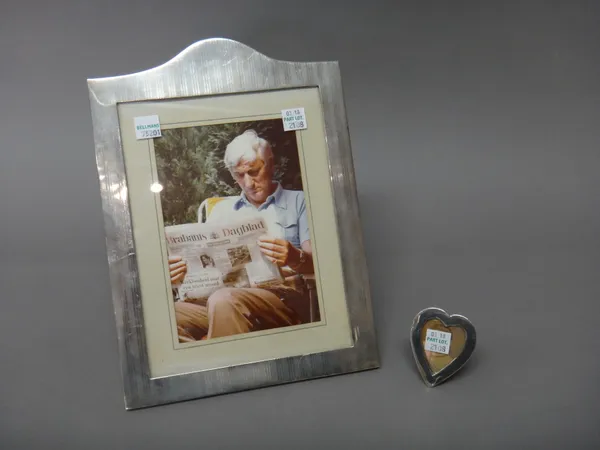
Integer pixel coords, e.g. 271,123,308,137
154,119,302,226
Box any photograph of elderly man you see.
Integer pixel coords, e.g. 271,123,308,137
154,120,319,343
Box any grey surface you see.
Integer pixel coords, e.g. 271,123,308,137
1,0,599,448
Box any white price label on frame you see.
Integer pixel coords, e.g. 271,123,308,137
424,329,452,355
134,115,162,140
281,108,307,131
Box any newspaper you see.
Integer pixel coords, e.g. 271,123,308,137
166,216,283,302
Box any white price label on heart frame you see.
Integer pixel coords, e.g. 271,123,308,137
281,108,307,131
134,115,162,140
424,329,452,355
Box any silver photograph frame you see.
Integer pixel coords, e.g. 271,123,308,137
88,38,378,410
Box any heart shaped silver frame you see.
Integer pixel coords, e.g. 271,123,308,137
410,307,477,387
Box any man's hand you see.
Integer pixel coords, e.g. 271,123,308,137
169,256,187,284
258,236,300,267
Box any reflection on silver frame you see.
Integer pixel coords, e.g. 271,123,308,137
88,38,378,409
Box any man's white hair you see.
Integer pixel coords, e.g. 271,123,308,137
223,130,273,169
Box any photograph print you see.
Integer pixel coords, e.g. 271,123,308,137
156,118,320,344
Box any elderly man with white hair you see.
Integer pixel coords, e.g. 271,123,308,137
169,130,314,341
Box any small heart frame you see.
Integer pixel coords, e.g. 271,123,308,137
410,307,477,387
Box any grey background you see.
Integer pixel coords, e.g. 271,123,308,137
1,1,599,448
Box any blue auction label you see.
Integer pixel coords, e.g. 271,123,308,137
134,115,162,140
281,108,307,132
424,329,452,354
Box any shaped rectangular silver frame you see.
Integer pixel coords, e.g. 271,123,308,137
88,38,378,409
